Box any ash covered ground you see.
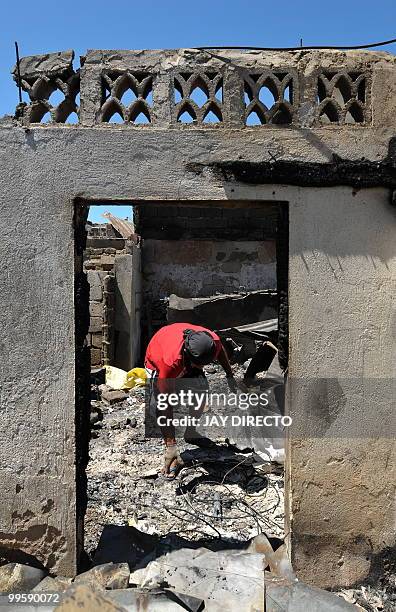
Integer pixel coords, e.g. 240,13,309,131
85,364,285,556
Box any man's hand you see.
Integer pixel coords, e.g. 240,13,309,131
163,444,184,478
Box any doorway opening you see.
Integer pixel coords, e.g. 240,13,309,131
74,199,288,566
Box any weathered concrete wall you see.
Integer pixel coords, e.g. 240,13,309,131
114,245,142,370
0,48,395,582
0,184,76,574
286,186,396,589
134,203,278,241
142,239,276,298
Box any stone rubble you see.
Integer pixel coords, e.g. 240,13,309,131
0,541,362,611
54,583,126,611
32,575,72,592
101,389,129,405
0,536,393,610
0,563,46,593
74,562,130,589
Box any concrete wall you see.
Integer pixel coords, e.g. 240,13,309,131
137,203,277,299
142,239,276,298
0,48,395,581
287,186,395,589
0,186,76,574
114,245,142,370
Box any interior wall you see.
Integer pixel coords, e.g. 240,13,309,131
114,245,142,370
142,238,276,298
136,203,277,303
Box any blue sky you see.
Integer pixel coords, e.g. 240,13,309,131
89,205,133,223
1,0,395,222
2,0,395,119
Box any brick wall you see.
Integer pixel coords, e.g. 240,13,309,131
84,223,126,367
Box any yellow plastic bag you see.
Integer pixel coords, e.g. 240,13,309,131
125,367,147,389
105,366,147,390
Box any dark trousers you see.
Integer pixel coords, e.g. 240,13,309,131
244,342,277,380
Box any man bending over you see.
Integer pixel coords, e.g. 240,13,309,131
145,323,236,478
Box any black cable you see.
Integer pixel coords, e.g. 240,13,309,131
195,37,396,52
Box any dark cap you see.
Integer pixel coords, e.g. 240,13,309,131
183,329,216,365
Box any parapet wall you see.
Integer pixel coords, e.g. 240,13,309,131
12,48,395,130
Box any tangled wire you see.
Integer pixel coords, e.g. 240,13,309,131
134,456,284,541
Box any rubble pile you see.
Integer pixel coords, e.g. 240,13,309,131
85,364,285,555
0,536,364,611
337,583,396,612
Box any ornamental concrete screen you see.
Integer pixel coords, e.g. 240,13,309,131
0,48,395,587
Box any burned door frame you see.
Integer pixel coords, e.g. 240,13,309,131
74,198,289,568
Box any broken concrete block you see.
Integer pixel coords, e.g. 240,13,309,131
90,285,103,301
74,562,130,590
141,468,158,479
33,575,72,592
265,576,357,611
105,588,186,610
89,316,103,333
0,563,46,593
90,348,102,366
54,583,127,611
12,50,74,81
128,547,266,606
90,301,103,317
100,255,115,267
98,384,111,393
91,332,103,348
101,389,127,405
86,270,102,288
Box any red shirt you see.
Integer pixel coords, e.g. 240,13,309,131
145,323,221,391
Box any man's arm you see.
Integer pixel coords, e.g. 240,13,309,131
217,344,233,376
155,367,184,476
156,370,176,446
217,344,237,391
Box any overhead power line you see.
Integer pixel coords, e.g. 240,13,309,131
196,37,396,52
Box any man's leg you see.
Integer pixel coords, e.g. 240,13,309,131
243,341,278,387
182,368,215,447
